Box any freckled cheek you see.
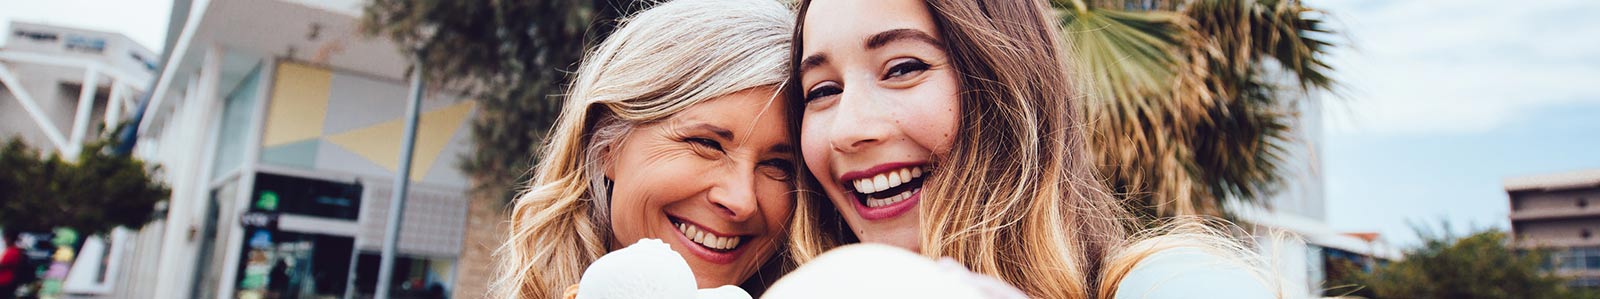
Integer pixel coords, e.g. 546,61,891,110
900,86,962,155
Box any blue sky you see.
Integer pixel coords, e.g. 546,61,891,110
3,0,1598,247
1313,0,1600,245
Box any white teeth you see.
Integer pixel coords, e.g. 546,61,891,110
850,167,927,194
675,221,740,250
865,188,918,208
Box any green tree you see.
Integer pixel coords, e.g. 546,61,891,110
1053,0,1337,220
360,1,643,297
1333,228,1593,299
361,0,639,201
0,129,169,237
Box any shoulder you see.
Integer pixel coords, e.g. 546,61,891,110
1112,247,1278,299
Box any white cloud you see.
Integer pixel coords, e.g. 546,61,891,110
1314,0,1600,136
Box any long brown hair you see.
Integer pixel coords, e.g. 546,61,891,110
787,0,1132,298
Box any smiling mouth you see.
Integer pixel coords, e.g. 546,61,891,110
669,217,745,253
847,166,927,208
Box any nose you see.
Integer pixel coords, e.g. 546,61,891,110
706,165,760,222
827,83,893,153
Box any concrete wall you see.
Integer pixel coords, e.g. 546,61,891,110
1516,218,1600,248
1513,188,1600,213
0,62,83,149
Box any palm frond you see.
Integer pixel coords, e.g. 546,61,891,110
1059,6,1219,218
1061,0,1340,221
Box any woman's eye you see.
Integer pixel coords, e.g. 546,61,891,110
687,137,723,152
883,59,930,80
804,83,841,103
759,159,796,181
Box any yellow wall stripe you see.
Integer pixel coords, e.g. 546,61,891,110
325,100,476,181
262,61,332,147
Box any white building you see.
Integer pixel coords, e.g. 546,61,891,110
1,21,156,158
0,20,160,297
111,0,479,298
1232,66,1401,298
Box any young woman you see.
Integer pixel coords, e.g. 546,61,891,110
492,0,798,298
786,0,1277,298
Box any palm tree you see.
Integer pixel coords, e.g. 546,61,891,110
1053,0,1337,221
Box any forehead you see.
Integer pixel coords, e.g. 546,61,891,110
671,88,792,141
801,0,939,53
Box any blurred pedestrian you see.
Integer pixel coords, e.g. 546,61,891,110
1,230,24,299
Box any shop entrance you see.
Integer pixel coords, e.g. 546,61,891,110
234,172,364,299
235,230,353,299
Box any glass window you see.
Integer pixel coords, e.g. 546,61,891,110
234,231,354,299
213,63,263,179
353,253,455,299
250,173,363,220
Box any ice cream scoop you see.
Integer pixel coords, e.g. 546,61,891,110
763,244,1013,299
573,239,752,299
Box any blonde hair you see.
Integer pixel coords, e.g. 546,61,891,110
491,0,795,298
788,1,1280,299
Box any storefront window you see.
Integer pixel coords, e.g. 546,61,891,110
251,173,362,220
234,230,354,299
353,253,454,299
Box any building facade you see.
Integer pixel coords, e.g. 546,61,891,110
114,0,483,298
1,20,159,298
1507,169,1600,287
1230,61,1398,298
1,21,156,158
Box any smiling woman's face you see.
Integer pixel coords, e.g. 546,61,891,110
605,87,796,287
796,0,961,251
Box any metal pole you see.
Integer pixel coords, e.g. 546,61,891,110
375,49,425,299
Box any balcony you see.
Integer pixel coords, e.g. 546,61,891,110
1511,207,1600,221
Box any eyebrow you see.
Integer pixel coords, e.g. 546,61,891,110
691,124,734,140
865,28,940,50
769,144,795,155
799,53,828,75
800,28,941,75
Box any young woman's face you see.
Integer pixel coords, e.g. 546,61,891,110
606,87,796,287
797,0,961,251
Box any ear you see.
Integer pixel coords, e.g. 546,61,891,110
598,142,619,181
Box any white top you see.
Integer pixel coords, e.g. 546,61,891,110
1113,248,1278,299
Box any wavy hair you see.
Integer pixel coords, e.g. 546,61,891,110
787,1,1289,298
786,0,1128,298
491,0,795,298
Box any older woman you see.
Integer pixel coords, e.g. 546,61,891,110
491,0,798,298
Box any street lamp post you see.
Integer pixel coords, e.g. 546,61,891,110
374,48,426,299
